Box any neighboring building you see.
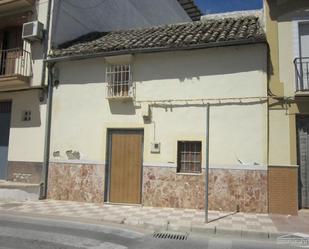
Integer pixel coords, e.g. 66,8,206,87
0,0,201,200
265,0,309,215
0,0,50,187
47,13,268,213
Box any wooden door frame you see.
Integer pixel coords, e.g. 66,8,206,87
104,128,144,205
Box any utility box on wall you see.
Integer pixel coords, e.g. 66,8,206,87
151,142,161,153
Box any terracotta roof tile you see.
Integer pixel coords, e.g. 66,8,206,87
51,15,265,58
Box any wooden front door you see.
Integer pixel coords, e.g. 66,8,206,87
108,130,143,204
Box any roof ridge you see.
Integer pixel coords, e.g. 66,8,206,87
102,15,260,37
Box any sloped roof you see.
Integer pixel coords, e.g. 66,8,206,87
51,15,266,59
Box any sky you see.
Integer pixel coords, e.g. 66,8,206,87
195,0,263,14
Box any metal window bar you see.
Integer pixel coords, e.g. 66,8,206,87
0,48,31,77
294,57,309,92
178,141,202,173
106,64,132,98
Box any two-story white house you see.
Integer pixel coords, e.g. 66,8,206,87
46,12,269,213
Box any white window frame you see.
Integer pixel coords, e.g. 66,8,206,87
292,17,309,92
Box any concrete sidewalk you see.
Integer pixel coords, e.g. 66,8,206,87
0,200,308,240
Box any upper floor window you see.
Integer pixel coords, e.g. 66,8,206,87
106,64,133,98
295,22,309,92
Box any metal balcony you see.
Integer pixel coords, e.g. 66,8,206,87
0,0,34,15
0,48,32,90
294,57,309,94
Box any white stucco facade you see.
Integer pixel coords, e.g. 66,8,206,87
50,44,268,170
0,90,46,162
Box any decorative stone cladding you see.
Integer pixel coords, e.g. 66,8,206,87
143,166,268,213
47,163,268,213
48,163,105,203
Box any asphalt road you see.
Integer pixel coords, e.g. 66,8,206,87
0,213,296,249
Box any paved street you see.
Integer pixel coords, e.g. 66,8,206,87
1,200,309,239
0,213,296,249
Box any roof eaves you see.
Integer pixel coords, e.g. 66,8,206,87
47,38,267,63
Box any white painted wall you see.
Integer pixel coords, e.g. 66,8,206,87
51,0,191,46
0,90,46,162
50,44,268,169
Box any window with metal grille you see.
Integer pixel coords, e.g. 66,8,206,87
177,141,202,173
106,64,132,98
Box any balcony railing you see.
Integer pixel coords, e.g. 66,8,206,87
294,57,309,92
0,48,31,77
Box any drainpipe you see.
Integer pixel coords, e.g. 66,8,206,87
40,62,55,200
39,0,53,200
205,103,210,223
40,0,53,88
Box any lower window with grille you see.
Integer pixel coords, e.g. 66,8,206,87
177,141,202,173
